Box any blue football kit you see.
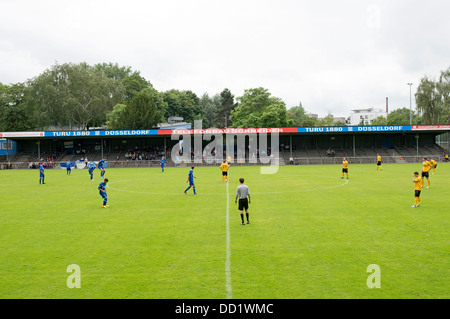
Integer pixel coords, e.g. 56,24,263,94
39,165,45,184
98,181,107,206
184,169,196,194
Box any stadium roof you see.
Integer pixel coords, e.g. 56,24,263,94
1,125,449,139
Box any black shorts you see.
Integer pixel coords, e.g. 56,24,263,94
421,171,429,178
415,190,421,197
238,198,249,211
342,168,348,173
433,164,437,169
377,161,381,166
222,171,228,176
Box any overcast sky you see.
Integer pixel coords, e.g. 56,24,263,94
1,0,449,118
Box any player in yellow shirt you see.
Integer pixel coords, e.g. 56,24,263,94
421,157,431,188
341,157,349,179
412,172,422,207
220,160,230,182
376,153,382,171
429,158,437,174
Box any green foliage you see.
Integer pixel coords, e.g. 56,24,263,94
317,115,335,127
371,116,388,126
0,82,30,131
25,62,123,130
287,105,308,126
163,89,203,125
115,88,167,129
105,104,127,129
231,87,290,128
216,88,237,128
93,62,153,102
415,67,450,124
199,93,221,128
386,107,421,125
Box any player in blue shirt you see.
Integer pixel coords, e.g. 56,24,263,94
88,162,96,181
66,162,72,175
184,167,196,195
97,158,106,178
98,178,109,208
39,162,45,184
160,156,166,172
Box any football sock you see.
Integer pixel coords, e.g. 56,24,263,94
241,214,244,223
185,187,190,193
193,187,196,194
246,213,249,222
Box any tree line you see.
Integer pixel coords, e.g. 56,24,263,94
0,62,449,132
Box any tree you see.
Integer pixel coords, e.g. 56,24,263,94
25,62,123,130
287,105,309,126
114,88,167,129
0,82,30,131
163,89,203,125
216,88,237,128
93,62,152,103
370,116,388,126
105,103,127,129
415,67,450,124
230,87,290,128
317,115,335,127
199,92,221,128
386,107,421,125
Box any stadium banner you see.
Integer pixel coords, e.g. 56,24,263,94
159,127,298,136
8,124,450,139
412,125,450,131
60,162,77,169
45,129,159,137
297,125,412,133
0,131,45,138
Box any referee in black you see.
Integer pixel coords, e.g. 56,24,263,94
235,177,251,225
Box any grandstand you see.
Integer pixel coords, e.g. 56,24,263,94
1,125,449,169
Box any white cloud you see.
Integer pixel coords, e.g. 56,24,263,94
1,0,449,118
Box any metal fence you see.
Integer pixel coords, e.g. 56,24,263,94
1,155,448,170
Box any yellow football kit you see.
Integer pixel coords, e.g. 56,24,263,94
413,176,422,206
220,162,230,181
342,160,349,178
421,161,431,187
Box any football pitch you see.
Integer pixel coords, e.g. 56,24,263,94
0,163,448,299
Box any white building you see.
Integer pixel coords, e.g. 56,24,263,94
349,108,387,126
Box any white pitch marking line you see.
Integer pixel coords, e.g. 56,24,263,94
225,180,232,299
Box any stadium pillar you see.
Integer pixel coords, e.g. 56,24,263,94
164,137,166,157
289,135,292,158
353,134,356,157
5,138,9,162
415,134,419,158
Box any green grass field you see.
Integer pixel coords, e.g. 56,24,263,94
0,162,448,299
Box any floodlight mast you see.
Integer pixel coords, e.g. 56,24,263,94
407,83,413,125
